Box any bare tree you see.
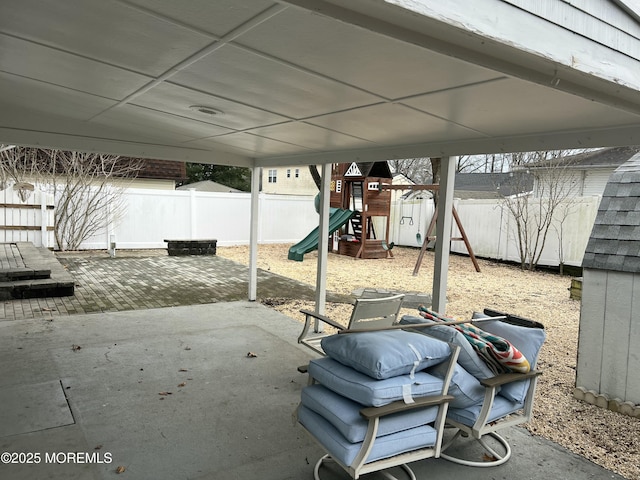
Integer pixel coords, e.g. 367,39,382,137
499,150,581,270
388,158,432,184
552,200,579,275
0,146,143,251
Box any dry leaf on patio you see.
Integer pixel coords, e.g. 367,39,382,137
184,346,191,351
115,465,126,474
71,344,82,351
246,352,258,358
179,368,188,372
94,444,103,450
178,382,186,387
158,391,172,396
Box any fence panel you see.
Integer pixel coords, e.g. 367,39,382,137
78,189,318,250
10,183,598,269
390,195,601,268
0,186,55,248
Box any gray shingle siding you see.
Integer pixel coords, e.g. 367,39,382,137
582,153,640,273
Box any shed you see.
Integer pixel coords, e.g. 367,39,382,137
575,154,640,418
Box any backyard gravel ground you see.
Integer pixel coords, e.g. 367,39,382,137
218,244,640,480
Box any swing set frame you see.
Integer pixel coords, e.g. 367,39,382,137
382,185,481,274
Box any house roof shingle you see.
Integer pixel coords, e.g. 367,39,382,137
529,146,640,169
582,153,640,273
137,159,187,181
454,172,534,198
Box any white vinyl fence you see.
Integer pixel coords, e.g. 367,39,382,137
389,195,601,267
0,185,55,248
0,184,601,268
78,189,320,250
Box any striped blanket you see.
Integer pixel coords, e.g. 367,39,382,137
418,306,530,375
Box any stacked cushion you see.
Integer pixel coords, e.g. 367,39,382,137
299,329,454,467
301,384,438,443
308,357,445,407
297,405,437,467
321,329,451,380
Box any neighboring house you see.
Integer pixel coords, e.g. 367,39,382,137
176,180,241,193
454,172,534,199
135,159,187,190
526,146,640,198
261,166,318,195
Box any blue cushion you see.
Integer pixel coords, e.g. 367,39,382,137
472,316,546,403
400,315,494,379
301,384,438,443
297,405,437,467
427,362,486,408
308,357,444,407
321,330,450,380
447,395,524,426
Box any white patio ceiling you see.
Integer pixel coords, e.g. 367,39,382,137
1,0,639,168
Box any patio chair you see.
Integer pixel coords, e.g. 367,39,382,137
296,327,460,479
399,308,546,467
298,293,405,356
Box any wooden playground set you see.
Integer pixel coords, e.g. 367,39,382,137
319,161,480,273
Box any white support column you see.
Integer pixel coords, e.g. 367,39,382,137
248,166,261,301
315,163,331,318
432,157,456,313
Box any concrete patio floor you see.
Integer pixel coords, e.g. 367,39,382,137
0,251,627,479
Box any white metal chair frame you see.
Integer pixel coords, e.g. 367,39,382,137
298,294,405,356
300,341,461,480
441,368,542,467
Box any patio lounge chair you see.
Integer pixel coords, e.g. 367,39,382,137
297,293,405,356
296,327,460,479
399,308,546,467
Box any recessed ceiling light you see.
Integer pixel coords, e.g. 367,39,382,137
189,105,224,116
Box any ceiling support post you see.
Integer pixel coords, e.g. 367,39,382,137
315,163,332,320
432,156,455,313
248,165,261,301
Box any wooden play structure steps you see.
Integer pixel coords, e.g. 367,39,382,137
0,242,74,300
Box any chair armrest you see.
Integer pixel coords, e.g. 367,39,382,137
359,395,454,420
479,369,542,389
299,309,346,331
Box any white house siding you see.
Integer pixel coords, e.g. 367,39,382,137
583,168,615,196
576,268,640,404
261,166,319,196
504,0,640,60
390,0,640,92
